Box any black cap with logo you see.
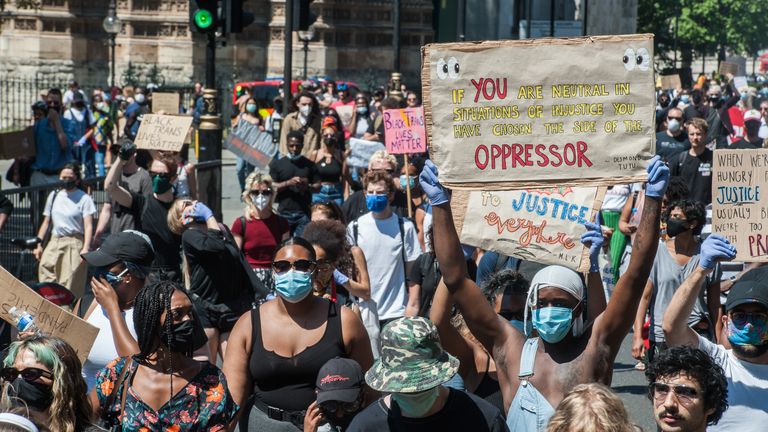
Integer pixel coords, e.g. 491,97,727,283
82,230,155,268
315,357,364,404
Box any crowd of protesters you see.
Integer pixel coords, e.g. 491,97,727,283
0,70,767,432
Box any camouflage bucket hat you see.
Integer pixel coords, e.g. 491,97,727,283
365,317,459,393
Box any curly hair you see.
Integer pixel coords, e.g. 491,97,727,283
663,199,706,235
547,383,637,432
310,201,345,224
480,269,529,307
664,176,690,203
3,336,92,432
363,170,393,194
645,345,728,425
301,220,347,263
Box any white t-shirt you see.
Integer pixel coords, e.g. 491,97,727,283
601,184,631,212
698,335,768,431
349,213,422,320
44,189,96,237
83,306,138,391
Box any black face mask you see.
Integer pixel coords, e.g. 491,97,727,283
62,180,77,190
159,319,208,354
11,377,53,410
666,218,690,238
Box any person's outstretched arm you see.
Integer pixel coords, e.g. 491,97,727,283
429,278,477,381
419,160,510,354
105,141,136,208
582,221,607,320
664,235,736,347
594,156,668,353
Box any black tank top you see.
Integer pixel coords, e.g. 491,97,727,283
473,354,504,413
248,301,346,411
315,156,342,183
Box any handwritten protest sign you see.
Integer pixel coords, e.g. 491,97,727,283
660,74,681,90
451,186,605,271
0,127,35,159
0,266,98,363
719,61,739,77
134,114,193,152
224,121,278,169
712,149,768,262
347,138,385,169
151,92,180,114
383,107,427,154
336,105,354,130
422,34,655,190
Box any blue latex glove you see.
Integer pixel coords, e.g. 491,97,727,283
699,234,736,270
187,202,214,223
419,159,451,206
333,269,350,286
645,155,670,199
581,222,604,272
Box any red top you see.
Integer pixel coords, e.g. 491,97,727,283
231,214,289,269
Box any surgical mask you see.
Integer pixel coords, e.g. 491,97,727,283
365,194,388,213
299,105,311,116
510,319,533,335
532,306,575,343
246,103,257,113
252,193,269,211
740,93,749,102
399,175,415,190
665,218,689,238
727,317,767,346
62,179,77,190
135,93,146,104
392,387,439,417
667,119,681,133
152,175,173,194
680,95,690,104
159,319,208,354
11,377,52,410
356,106,368,115
274,270,313,303
96,102,107,111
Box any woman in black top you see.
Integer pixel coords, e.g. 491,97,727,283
310,125,348,205
223,237,373,431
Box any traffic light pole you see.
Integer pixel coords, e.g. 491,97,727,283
197,32,222,220
283,0,294,107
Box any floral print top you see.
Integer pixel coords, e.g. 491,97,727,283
95,356,239,432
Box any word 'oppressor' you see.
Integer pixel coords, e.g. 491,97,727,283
475,141,593,170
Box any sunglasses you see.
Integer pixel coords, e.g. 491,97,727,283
272,259,317,273
0,367,53,382
650,382,699,405
730,311,768,326
94,267,129,286
668,116,683,121
250,189,272,196
149,171,170,179
319,398,362,414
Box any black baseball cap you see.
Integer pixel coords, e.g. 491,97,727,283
316,358,364,404
725,278,768,311
82,230,155,267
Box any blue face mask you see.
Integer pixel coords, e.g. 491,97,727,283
366,193,388,213
274,270,313,303
726,319,767,346
532,306,574,343
399,175,415,190
680,95,690,104
509,319,533,335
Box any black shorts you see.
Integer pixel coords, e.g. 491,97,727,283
191,295,252,333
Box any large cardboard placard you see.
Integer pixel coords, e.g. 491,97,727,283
134,114,193,152
0,266,98,363
336,105,354,130
383,107,427,154
719,61,739,77
347,138,385,169
422,34,655,190
0,127,35,159
451,186,605,271
151,92,180,114
660,74,681,90
224,121,278,169
712,149,768,262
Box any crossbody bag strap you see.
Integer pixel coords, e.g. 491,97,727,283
104,357,133,427
117,358,133,430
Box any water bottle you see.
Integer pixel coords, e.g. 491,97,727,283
8,307,40,333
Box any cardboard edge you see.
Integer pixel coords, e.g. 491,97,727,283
577,186,607,273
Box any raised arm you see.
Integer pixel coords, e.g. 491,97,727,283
429,279,476,380
595,156,668,351
581,221,607,320
419,160,509,354
663,235,736,347
105,142,137,208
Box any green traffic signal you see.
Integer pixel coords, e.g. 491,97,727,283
194,9,214,30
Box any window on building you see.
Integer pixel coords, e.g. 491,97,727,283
13,18,37,31
42,20,68,33
41,0,66,8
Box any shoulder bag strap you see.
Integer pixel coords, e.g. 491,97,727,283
239,216,246,251
103,357,133,428
116,357,134,431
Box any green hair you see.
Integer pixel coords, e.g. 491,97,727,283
3,339,63,377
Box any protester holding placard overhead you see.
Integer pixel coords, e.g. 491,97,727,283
420,156,668,431
269,131,317,236
279,91,321,158
105,141,182,280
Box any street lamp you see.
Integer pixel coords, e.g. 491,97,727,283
298,28,315,80
102,1,122,89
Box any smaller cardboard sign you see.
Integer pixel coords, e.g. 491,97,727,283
0,127,35,159
347,138,386,169
151,92,180,114
224,121,278,169
712,149,768,262
383,107,427,154
733,76,749,94
659,74,681,90
719,61,739,77
0,265,98,364
134,114,193,152
336,105,354,130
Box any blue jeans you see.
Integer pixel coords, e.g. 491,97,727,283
236,157,255,192
95,146,106,177
73,145,95,178
279,211,310,237
312,183,343,206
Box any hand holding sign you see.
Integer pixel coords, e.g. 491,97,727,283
383,107,427,154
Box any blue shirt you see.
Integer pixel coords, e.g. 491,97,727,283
32,118,75,171
124,102,145,137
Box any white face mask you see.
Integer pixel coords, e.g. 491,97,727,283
253,194,269,211
667,118,681,133
299,105,311,116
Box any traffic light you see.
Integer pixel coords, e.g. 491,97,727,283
190,0,218,33
295,0,316,31
224,0,255,34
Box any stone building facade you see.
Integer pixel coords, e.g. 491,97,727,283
0,0,433,89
